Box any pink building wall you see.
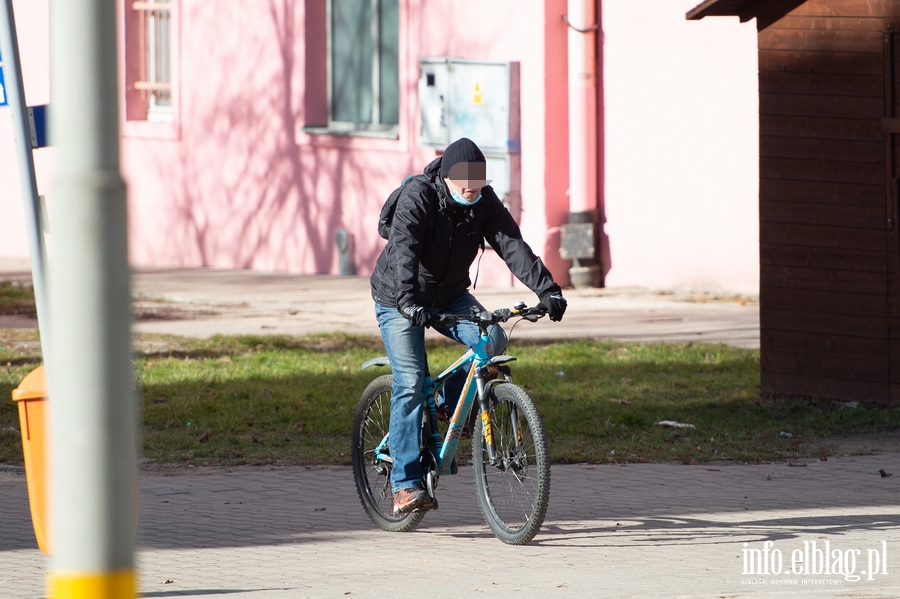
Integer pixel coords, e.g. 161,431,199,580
120,0,574,288
602,0,760,294
1,0,761,294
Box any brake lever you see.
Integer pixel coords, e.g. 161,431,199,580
522,306,547,322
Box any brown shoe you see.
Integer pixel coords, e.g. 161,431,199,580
392,487,435,516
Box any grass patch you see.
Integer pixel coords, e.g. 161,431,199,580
0,281,36,317
520,342,899,464
0,334,898,467
0,329,43,364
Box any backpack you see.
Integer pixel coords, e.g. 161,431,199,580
378,175,422,239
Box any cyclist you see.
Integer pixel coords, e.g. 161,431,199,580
370,137,567,515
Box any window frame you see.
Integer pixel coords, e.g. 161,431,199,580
305,0,398,138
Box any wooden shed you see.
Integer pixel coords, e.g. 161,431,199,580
688,0,900,403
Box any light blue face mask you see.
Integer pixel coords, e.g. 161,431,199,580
451,190,482,206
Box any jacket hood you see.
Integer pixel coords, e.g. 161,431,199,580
424,156,443,178
423,156,460,211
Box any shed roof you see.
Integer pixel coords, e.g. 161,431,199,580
686,0,807,28
686,0,757,21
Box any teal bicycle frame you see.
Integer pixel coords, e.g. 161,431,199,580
374,326,505,476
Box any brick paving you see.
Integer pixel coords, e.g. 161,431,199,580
2,454,900,598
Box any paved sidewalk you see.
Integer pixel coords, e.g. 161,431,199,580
0,262,760,347
2,455,900,598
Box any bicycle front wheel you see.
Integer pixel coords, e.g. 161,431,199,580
351,374,425,533
472,382,550,545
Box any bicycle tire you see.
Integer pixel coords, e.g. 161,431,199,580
472,382,550,545
351,374,425,533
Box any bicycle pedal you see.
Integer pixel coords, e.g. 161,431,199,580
436,405,451,423
450,457,458,475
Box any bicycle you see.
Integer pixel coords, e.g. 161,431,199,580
351,302,550,545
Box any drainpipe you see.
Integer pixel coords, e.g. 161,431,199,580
561,0,601,288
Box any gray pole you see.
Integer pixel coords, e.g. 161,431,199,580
0,0,52,366
48,0,136,595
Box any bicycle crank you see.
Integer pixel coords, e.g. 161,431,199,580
425,471,440,509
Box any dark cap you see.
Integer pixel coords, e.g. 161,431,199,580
440,138,486,179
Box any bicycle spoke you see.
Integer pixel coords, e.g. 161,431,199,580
484,468,538,523
352,375,425,533
364,392,393,511
481,402,537,524
473,383,550,544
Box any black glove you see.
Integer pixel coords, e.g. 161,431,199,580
401,304,433,328
539,291,567,322
430,313,456,329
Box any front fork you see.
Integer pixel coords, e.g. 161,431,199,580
475,366,522,467
473,372,494,465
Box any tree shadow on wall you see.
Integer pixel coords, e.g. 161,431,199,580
144,0,528,274
149,0,386,273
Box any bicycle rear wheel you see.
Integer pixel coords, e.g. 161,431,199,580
351,374,425,532
472,382,550,545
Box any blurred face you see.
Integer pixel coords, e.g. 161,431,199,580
443,161,487,203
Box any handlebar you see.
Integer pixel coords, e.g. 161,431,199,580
432,302,547,328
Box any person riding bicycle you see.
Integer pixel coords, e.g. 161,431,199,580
370,137,567,515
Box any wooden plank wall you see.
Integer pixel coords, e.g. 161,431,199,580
757,0,900,403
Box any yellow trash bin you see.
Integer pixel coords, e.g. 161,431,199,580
11,365,51,555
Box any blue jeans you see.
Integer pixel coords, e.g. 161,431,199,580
374,292,507,493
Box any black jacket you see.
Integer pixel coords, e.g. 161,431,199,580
371,157,560,310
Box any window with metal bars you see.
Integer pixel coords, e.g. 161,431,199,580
126,0,173,122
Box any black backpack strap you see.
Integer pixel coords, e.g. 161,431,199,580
472,201,486,289
472,238,486,289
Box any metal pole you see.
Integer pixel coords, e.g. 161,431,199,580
0,0,52,366
48,0,136,596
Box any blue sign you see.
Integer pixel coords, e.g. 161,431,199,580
30,105,47,147
0,49,7,107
